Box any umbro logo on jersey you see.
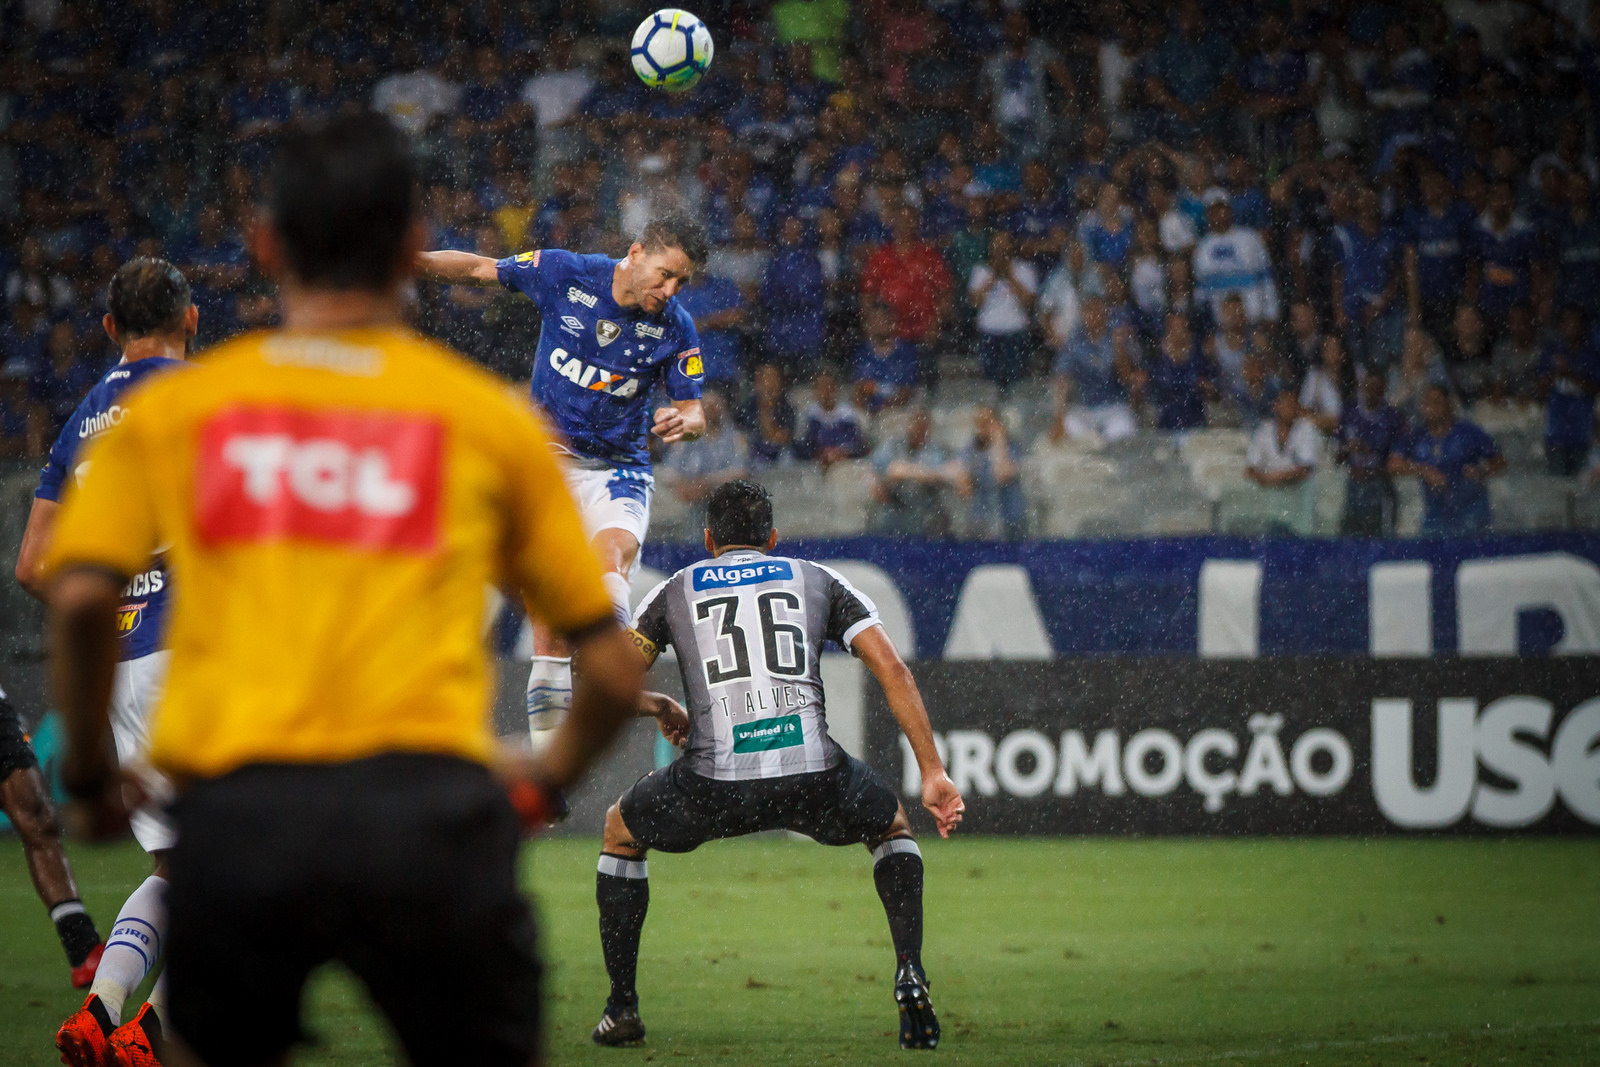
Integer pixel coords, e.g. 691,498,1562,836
560,315,583,336
596,320,622,346
567,287,598,308
635,322,665,340
549,349,640,397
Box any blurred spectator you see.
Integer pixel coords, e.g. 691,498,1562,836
1193,196,1279,323
1468,180,1538,340
1038,243,1084,356
6,237,74,313
861,206,952,383
739,363,797,466
967,231,1039,390
1145,311,1216,431
1144,0,1236,147
0,301,50,373
660,393,749,506
373,45,460,137
1051,296,1139,445
1245,389,1319,489
870,408,964,538
1555,171,1600,320
521,31,595,163
1389,326,1452,423
1335,371,1409,536
1077,181,1135,270
1440,304,1493,401
1486,304,1541,405
980,11,1075,155
1286,301,1324,379
795,368,869,468
759,216,827,377
1404,167,1474,344
1205,294,1256,397
1538,308,1600,475
708,213,770,306
1389,384,1506,536
1300,336,1352,434
853,300,919,412
184,206,248,346
961,406,1027,539
32,321,100,433
0,359,44,458
675,271,748,389
771,0,851,83
1231,350,1281,432
1333,188,1404,369
1240,12,1313,167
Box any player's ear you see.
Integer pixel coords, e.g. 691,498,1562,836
765,528,778,552
183,303,199,339
102,313,119,348
628,241,645,264
704,528,716,555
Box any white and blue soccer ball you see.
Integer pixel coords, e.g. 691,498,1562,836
631,9,713,93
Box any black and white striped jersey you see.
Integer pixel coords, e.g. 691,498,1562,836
631,549,882,781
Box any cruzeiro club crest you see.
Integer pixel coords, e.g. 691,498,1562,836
596,320,622,346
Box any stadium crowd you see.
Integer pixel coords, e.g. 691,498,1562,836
3,0,1600,537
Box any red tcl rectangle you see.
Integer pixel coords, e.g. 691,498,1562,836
196,405,444,551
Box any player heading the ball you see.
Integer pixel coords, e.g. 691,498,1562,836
416,213,709,738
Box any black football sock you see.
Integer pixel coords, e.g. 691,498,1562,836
50,899,101,967
872,838,924,973
596,853,650,1008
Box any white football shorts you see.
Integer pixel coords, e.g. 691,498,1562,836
560,462,654,577
108,651,176,852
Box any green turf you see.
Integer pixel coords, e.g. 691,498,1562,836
3,836,1597,1065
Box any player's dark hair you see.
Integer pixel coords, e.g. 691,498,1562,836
707,479,774,550
267,111,418,291
639,210,709,270
107,257,191,339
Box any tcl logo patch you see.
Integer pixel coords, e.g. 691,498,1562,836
196,406,443,551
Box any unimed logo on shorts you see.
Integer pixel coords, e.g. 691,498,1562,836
196,405,443,550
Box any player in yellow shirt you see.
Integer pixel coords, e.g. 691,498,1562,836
43,112,644,1067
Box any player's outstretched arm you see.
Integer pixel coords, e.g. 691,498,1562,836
851,625,964,838
414,249,501,287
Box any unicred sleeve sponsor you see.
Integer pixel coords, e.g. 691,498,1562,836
813,562,880,649
501,403,616,636
41,402,160,582
665,308,705,401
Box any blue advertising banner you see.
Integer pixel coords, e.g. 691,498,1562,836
638,534,1600,660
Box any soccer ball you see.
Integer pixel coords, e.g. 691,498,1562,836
631,9,714,93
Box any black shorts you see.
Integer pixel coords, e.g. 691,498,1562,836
0,695,39,780
619,753,901,854
164,754,541,1067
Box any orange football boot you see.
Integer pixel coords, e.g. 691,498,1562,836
55,993,114,1067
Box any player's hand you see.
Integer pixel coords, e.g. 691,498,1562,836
490,740,568,833
652,406,688,443
920,769,965,839
648,693,691,746
60,768,144,843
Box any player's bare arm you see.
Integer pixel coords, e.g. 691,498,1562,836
14,497,58,601
414,249,501,287
47,566,134,841
851,624,964,838
638,691,690,747
652,398,705,443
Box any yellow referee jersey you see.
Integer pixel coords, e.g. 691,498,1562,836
43,326,613,780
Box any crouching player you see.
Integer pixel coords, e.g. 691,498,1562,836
590,480,964,1051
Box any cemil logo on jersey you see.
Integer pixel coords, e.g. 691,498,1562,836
196,406,443,551
596,320,622,346
635,322,665,340
567,287,598,309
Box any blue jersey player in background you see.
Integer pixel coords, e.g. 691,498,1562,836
15,258,195,1065
417,213,710,736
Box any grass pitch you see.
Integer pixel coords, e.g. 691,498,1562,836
2,836,1596,1065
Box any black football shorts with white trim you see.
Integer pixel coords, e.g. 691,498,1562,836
164,753,542,1067
620,753,900,853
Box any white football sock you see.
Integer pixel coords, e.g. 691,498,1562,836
146,969,168,1026
603,571,634,628
526,655,572,733
90,874,167,1024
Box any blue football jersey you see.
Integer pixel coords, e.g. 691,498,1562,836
36,356,185,661
497,248,703,470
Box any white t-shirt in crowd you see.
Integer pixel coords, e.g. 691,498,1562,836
1299,368,1343,423
1247,417,1320,475
969,260,1039,337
